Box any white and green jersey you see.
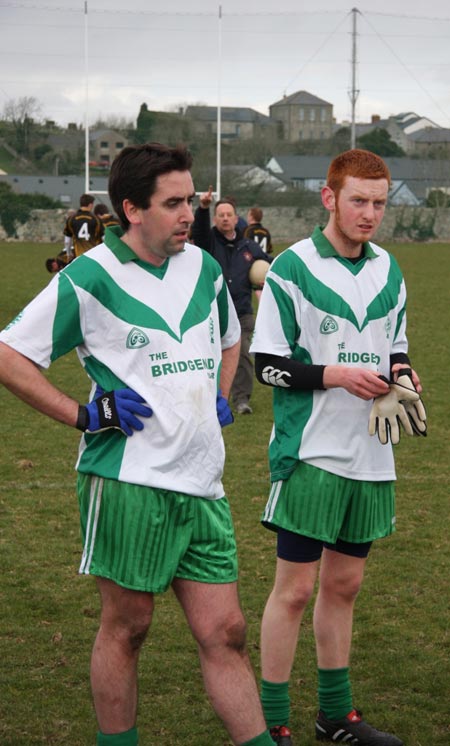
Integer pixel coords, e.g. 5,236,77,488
250,226,408,483
1,228,240,499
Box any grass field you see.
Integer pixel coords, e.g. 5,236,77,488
0,240,449,745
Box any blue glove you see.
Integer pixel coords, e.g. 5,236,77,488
216,389,234,427
77,387,153,436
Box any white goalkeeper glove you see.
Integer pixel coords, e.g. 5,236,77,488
368,372,421,445
395,369,427,436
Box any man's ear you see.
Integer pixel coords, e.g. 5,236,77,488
122,198,142,225
321,185,336,212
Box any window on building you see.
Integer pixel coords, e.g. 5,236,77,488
309,109,316,122
299,108,305,121
116,142,124,149
320,108,327,122
100,141,108,148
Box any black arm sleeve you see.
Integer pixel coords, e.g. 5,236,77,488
390,352,411,369
255,351,411,391
191,206,212,252
254,352,326,391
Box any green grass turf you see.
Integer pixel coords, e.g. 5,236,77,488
0,241,449,745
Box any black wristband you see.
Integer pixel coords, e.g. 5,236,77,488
76,405,89,431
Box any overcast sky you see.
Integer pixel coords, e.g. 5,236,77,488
2,0,450,130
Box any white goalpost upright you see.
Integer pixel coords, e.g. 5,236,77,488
84,0,108,201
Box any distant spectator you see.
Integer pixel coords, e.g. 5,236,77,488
244,207,273,254
192,187,271,415
223,194,248,234
45,250,73,274
63,194,103,257
94,203,120,229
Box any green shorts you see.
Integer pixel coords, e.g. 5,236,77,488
77,474,238,592
262,461,396,544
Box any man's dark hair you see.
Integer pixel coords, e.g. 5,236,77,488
94,203,109,217
79,193,94,208
109,142,193,229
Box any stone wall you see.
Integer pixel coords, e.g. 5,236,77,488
244,205,450,244
1,206,450,244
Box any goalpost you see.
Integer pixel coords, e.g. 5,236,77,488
84,1,108,201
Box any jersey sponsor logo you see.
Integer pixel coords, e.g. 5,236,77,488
337,351,381,365
126,327,150,349
320,315,339,334
150,357,215,378
262,366,292,387
384,317,392,338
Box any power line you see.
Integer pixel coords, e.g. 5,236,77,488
361,10,450,125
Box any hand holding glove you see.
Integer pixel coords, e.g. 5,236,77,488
368,372,420,445
77,387,153,436
216,389,234,427
395,370,427,436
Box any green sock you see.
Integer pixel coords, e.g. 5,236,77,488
260,678,290,728
240,730,278,746
317,667,353,720
97,727,138,746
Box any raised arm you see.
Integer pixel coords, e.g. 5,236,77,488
191,186,214,251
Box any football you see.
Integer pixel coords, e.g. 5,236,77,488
249,259,270,286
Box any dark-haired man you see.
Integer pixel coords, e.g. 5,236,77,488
0,143,274,746
93,202,120,229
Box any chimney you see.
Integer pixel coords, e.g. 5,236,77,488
371,115,381,123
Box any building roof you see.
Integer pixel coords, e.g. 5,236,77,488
267,154,450,200
0,174,111,208
408,127,450,143
89,129,126,141
184,106,272,125
270,90,333,108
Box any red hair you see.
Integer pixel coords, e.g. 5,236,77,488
327,149,391,197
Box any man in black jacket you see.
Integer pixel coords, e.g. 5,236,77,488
192,188,271,415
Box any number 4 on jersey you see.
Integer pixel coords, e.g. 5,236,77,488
78,222,91,240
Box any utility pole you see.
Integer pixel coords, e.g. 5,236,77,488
350,7,360,149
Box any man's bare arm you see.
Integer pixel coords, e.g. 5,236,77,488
220,340,240,400
0,342,79,427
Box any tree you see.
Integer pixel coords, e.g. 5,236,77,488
357,128,405,157
2,96,42,155
426,189,450,208
135,103,154,144
0,182,61,236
